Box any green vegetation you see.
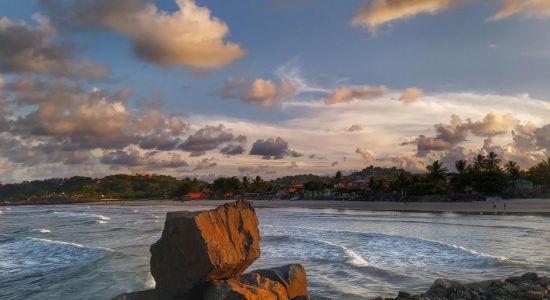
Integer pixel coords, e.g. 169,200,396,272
2,153,550,203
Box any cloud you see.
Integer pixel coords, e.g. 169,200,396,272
325,85,388,105
194,157,217,170
238,165,269,175
5,78,187,151
346,124,364,132
288,161,299,169
220,144,246,156
399,87,423,104
249,137,302,159
41,0,246,69
217,77,296,107
467,113,517,137
355,148,377,162
490,0,550,21
0,15,109,80
179,124,246,156
405,113,518,156
352,0,550,31
355,147,426,172
101,147,188,168
351,0,464,29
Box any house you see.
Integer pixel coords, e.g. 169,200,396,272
184,192,206,200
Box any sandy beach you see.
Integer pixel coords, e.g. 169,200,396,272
89,198,550,215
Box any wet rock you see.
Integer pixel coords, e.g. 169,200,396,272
150,200,260,297
203,273,288,300
381,273,550,300
252,264,309,299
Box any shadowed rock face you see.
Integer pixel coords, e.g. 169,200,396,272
150,200,260,297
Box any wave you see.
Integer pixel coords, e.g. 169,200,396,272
262,225,512,268
0,237,114,280
263,235,368,267
32,228,51,234
53,211,111,223
321,240,369,267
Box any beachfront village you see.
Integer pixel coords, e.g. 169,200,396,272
2,152,550,204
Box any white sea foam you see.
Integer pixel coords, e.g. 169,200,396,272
146,273,156,289
322,240,369,267
53,211,111,222
32,228,51,234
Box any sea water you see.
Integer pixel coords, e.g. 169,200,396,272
0,204,549,299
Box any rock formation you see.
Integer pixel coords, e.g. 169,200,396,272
377,272,550,300
113,200,310,300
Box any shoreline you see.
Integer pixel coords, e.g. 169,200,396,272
83,198,550,216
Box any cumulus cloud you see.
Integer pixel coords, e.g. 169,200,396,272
467,113,517,137
217,77,296,107
249,137,302,160
355,147,426,172
325,84,388,105
179,124,246,156
41,0,245,69
405,113,518,157
399,87,423,104
0,15,109,80
0,76,190,170
4,78,187,151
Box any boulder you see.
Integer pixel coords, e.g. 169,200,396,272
252,264,309,299
150,200,260,297
203,274,288,300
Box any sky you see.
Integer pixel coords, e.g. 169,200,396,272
1,0,550,183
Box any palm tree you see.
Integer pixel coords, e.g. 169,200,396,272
473,154,486,171
427,160,448,188
485,152,502,171
455,160,468,174
395,171,411,198
506,161,520,195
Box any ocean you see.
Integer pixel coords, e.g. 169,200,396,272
1,203,549,299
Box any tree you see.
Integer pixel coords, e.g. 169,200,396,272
485,152,502,171
394,171,411,197
335,171,343,183
528,157,550,186
455,160,467,174
426,160,448,190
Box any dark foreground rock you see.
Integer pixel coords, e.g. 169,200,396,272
377,273,550,300
113,200,311,300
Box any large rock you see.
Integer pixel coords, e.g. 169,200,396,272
150,200,260,297
203,274,288,300
252,264,309,299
